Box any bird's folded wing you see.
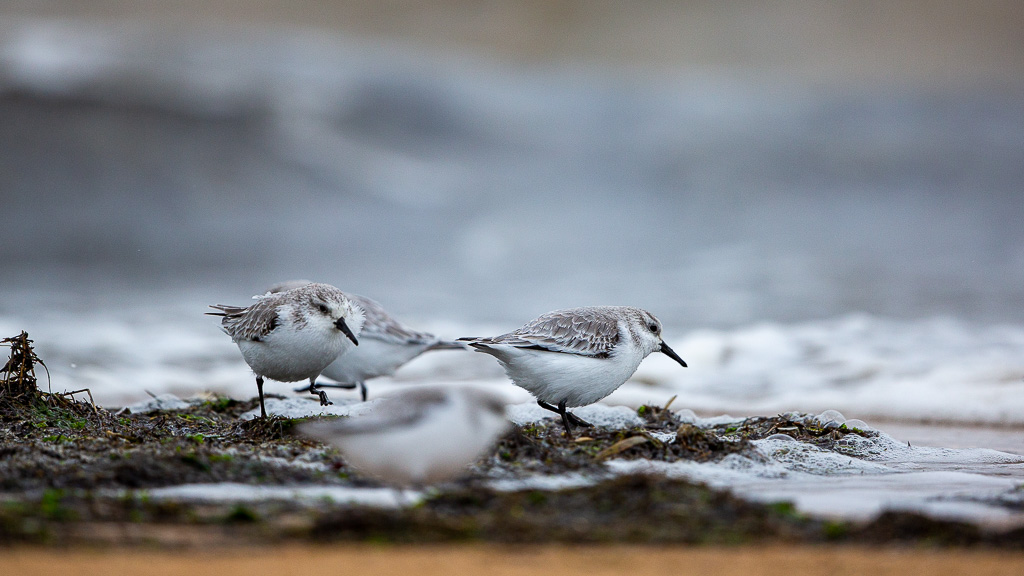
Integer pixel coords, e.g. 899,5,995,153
349,294,438,345
489,308,620,358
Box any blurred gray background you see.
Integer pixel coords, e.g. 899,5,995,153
1,1,1023,327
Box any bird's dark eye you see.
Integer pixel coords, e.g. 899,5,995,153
317,304,329,314
648,323,659,333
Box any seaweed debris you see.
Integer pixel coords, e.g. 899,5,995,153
0,331,97,425
1,331,49,402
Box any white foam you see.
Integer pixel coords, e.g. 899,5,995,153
506,403,555,425
122,393,193,414
752,436,894,475
814,409,846,425
605,433,1024,527
255,454,332,473
239,397,381,421
617,315,1024,426
134,483,419,508
649,431,677,444
838,432,1024,467
487,473,598,493
993,486,1024,509
507,402,643,429
675,413,745,428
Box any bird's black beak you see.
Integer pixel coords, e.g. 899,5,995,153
335,318,359,345
660,341,687,368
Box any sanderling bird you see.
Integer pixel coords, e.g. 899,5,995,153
263,280,464,402
208,282,365,418
458,306,687,437
298,387,510,485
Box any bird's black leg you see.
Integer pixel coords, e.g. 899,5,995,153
307,378,333,406
293,382,357,392
358,381,368,402
537,400,574,437
256,375,267,419
537,399,592,429
537,399,561,415
557,400,575,439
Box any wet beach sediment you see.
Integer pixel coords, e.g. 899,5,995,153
2,331,1024,548
2,391,1022,546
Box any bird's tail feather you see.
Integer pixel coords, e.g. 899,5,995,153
426,340,469,351
206,304,247,317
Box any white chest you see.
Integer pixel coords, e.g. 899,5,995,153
500,342,647,407
236,323,351,382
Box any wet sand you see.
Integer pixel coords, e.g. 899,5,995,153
6,544,1024,575
880,422,1024,456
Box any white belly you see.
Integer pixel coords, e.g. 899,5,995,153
497,347,644,407
237,327,351,383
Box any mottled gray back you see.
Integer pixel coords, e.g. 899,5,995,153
469,306,647,358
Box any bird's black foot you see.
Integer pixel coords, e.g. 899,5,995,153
566,411,592,428
537,399,591,439
536,399,592,429
317,389,333,407
304,382,333,406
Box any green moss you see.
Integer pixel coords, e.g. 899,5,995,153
27,403,89,430
526,491,547,506
823,520,849,539
178,414,215,425
767,500,801,519
179,452,210,471
203,396,236,413
224,505,259,523
39,489,74,521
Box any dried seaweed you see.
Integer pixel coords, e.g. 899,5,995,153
1,331,48,399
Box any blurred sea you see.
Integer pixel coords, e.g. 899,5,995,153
1,19,1023,419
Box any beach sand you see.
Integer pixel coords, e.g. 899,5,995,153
6,544,1024,575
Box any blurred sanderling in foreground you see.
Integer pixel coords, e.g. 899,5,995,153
298,386,510,485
